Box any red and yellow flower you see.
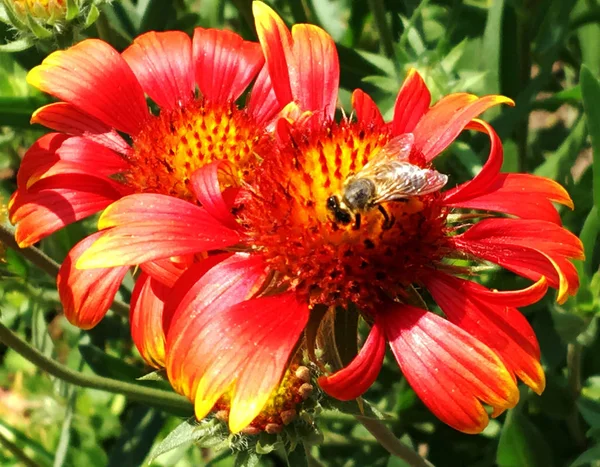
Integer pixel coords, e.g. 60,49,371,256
8,21,302,366
33,3,583,434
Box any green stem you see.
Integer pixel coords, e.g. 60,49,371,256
0,224,130,317
0,431,40,467
366,0,398,71
355,416,434,467
0,321,193,414
566,342,587,449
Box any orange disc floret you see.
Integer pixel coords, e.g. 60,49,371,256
239,119,450,309
125,99,272,202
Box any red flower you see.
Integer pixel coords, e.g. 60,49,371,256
71,4,582,434
8,25,290,366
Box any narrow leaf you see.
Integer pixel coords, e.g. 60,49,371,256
581,64,600,210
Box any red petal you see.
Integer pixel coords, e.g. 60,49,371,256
58,232,129,329
247,65,280,125
27,39,150,135
290,24,339,118
190,161,239,230
391,69,431,135
130,272,168,368
253,1,294,108
140,257,192,288
31,102,132,155
25,138,128,189
457,218,584,260
227,293,309,432
122,31,194,110
165,253,269,397
451,219,582,302
445,172,574,225
381,304,519,434
452,276,549,308
425,273,545,394
16,133,68,188
413,94,513,161
193,28,264,104
352,89,384,126
9,175,131,248
76,194,241,268
442,119,503,203
318,320,386,400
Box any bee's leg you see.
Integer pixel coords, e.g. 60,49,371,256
378,205,395,230
353,213,362,230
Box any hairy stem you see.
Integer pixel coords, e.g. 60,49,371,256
0,224,130,317
355,416,434,467
0,321,193,414
0,431,39,467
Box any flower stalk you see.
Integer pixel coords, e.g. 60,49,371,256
0,320,193,415
355,415,434,467
0,223,130,317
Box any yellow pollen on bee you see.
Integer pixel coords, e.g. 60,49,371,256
124,99,271,202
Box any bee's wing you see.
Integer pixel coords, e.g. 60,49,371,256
370,162,448,204
360,133,415,172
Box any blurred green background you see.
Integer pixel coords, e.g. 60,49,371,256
1,0,600,465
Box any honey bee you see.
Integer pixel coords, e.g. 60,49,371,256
326,133,448,229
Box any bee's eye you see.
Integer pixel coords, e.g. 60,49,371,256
326,196,338,210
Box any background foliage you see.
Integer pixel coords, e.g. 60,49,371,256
1,0,600,465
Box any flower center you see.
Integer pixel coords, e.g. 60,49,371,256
125,99,272,202
239,120,449,309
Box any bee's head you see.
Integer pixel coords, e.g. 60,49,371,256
342,178,376,211
326,196,352,225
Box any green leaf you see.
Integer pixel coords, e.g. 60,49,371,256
0,419,54,466
481,0,504,96
78,344,144,382
285,444,309,467
497,410,555,467
550,305,596,345
534,116,586,180
53,392,76,467
579,207,600,279
255,433,279,455
0,96,48,127
570,444,600,467
577,396,600,429
107,407,166,467
31,307,54,358
137,369,168,381
234,450,260,467
581,64,600,211
148,418,224,463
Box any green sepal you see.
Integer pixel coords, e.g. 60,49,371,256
25,15,53,39
83,4,99,28
0,36,35,52
65,0,79,21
